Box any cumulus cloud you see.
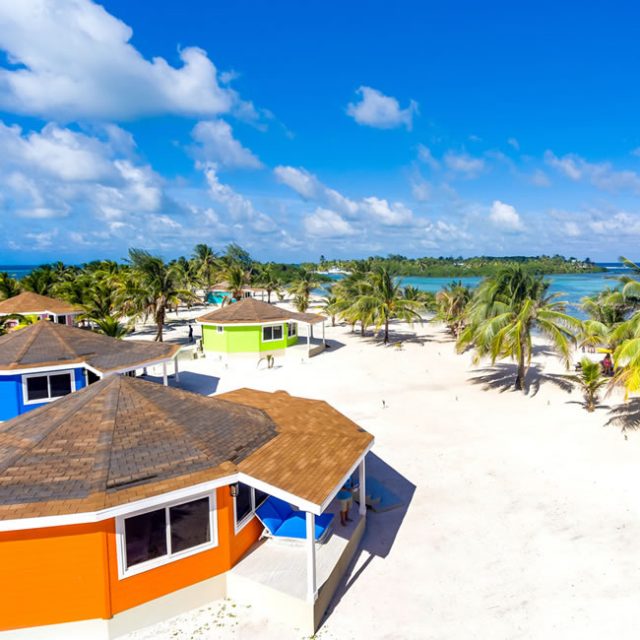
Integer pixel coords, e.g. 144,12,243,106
411,174,431,201
489,200,524,231
545,151,640,193
191,120,262,169
0,0,255,121
530,169,551,187
202,163,276,232
303,207,355,237
444,151,485,176
347,86,418,130
563,221,582,237
274,166,359,216
361,197,413,226
417,144,440,170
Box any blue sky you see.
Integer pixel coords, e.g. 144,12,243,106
0,1,639,264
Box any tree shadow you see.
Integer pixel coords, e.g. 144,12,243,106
321,452,415,625
605,399,640,436
469,363,574,397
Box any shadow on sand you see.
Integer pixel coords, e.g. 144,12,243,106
321,452,415,625
605,399,640,436
142,371,220,395
469,363,574,397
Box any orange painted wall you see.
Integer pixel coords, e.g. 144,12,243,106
0,486,264,631
107,487,262,614
0,522,110,631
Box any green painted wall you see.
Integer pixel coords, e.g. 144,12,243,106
202,323,300,354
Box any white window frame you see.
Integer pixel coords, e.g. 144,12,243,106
262,324,284,343
115,491,218,579
22,369,76,406
233,484,268,533
287,322,297,338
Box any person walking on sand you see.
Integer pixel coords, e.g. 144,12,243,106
188,324,194,343
337,478,358,526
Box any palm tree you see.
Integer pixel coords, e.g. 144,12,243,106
0,272,21,300
352,267,423,344
435,281,473,338
92,315,130,339
289,268,321,313
254,263,281,303
21,265,58,295
224,265,248,301
192,244,220,288
123,249,197,341
458,267,581,391
0,314,30,336
565,358,608,412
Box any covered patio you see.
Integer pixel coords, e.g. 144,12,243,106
227,458,369,633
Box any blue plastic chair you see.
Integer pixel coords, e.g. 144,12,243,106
255,496,334,542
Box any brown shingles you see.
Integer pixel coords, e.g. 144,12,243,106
0,292,81,316
0,321,180,373
0,379,373,521
196,297,324,325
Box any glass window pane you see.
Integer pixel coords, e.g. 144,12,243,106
235,483,252,523
254,489,269,508
169,497,211,554
49,373,72,398
26,376,48,401
124,509,167,568
262,326,271,341
273,325,283,340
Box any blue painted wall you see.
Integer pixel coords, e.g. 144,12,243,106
0,367,86,421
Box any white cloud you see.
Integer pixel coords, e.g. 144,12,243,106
489,200,524,231
303,208,355,238
274,166,358,216
191,120,262,169
417,144,440,170
530,169,551,187
444,151,485,176
202,163,276,232
545,150,640,193
0,0,255,121
563,222,582,237
347,86,418,130
411,175,431,201
507,137,520,151
361,196,413,226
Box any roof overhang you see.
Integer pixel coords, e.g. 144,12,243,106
0,441,373,532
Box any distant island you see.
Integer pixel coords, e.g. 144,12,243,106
314,255,605,277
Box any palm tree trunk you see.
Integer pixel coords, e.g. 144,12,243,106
360,321,365,337
267,289,272,303
155,307,165,342
384,318,389,344
515,338,527,391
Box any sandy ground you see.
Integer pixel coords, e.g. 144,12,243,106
124,301,640,640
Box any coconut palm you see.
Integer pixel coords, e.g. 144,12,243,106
224,265,248,301
254,263,282,303
289,268,321,313
192,244,220,287
91,315,130,338
0,272,21,300
458,267,581,391
352,267,423,344
123,249,197,341
564,357,608,412
435,281,473,338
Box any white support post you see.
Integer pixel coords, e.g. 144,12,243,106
307,324,311,355
162,362,168,386
174,358,180,383
359,458,367,517
322,321,326,346
306,511,317,602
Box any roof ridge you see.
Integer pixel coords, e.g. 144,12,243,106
11,321,46,365
44,321,81,360
0,378,117,476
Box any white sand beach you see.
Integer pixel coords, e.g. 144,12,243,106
126,303,640,640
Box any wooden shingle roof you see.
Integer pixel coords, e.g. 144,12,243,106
0,379,373,520
197,298,324,325
0,321,180,373
0,292,80,316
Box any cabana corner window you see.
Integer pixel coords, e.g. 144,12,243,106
262,325,283,342
234,483,268,531
23,371,74,404
118,494,216,577
287,322,297,337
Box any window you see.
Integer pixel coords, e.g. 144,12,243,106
118,494,216,578
234,483,269,531
23,371,74,404
287,322,297,338
216,326,224,333
262,325,283,342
